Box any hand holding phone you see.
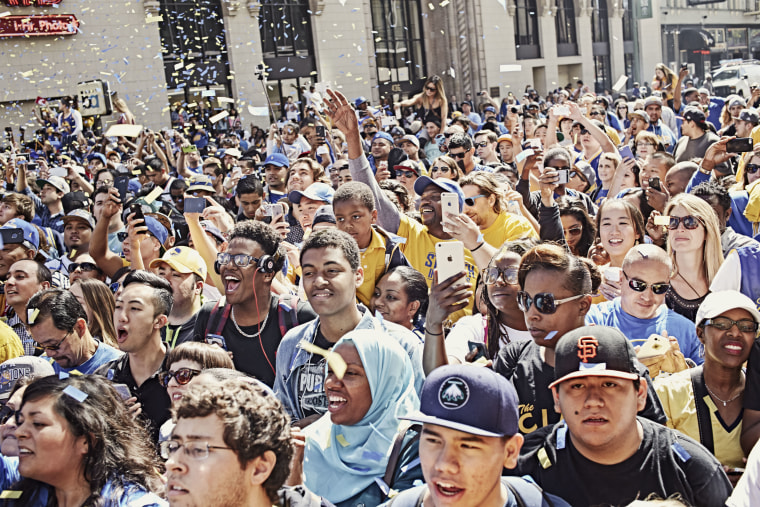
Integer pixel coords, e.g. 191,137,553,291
440,193,459,233
435,241,466,283
726,138,753,153
184,197,206,214
129,203,146,234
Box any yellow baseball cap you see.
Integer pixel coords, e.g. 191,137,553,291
149,246,207,280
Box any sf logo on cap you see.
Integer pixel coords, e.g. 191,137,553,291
438,377,469,409
577,336,599,363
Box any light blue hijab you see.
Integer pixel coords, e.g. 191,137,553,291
303,329,420,503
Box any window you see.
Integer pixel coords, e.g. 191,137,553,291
555,0,577,56
370,0,427,98
259,0,314,58
622,0,633,42
591,0,609,44
594,54,612,92
514,0,541,59
158,0,230,91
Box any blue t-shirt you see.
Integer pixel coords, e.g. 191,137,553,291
19,480,166,506
49,341,123,375
585,298,703,364
0,456,19,492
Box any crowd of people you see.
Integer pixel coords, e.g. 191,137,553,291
0,63,758,506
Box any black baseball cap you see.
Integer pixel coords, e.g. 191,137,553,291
550,326,641,389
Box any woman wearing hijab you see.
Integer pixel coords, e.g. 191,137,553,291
303,329,421,506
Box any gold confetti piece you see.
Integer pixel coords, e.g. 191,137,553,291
143,187,163,205
145,15,162,23
336,434,350,447
0,491,22,499
27,308,39,325
538,447,551,469
298,340,347,379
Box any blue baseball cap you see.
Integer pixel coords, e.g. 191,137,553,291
1,218,39,252
86,152,107,165
413,176,465,211
354,96,368,108
263,153,290,168
484,106,497,113
144,216,168,245
372,132,394,145
401,364,520,437
288,182,335,205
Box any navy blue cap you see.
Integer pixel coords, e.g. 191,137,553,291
413,176,465,211
372,132,394,145
484,106,496,113
401,364,520,437
263,153,290,168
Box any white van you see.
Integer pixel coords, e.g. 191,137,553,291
711,61,760,98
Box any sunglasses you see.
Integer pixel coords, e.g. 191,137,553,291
564,226,583,236
426,86,436,92
464,194,486,206
396,169,417,178
159,367,202,388
68,262,102,274
34,331,71,354
746,163,760,175
117,231,128,242
569,171,583,180
444,132,455,138
703,316,759,334
431,166,450,174
0,406,18,425
450,152,467,159
622,271,670,295
517,291,586,314
474,141,489,148
667,215,703,230
483,266,519,285
579,128,590,135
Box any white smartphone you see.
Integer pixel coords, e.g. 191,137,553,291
440,192,459,233
654,215,670,226
435,241,465,283
555,105,570,116
515,149,534,164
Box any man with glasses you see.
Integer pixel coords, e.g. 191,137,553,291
27,288,121,374
585,244,702,363
448,132,488,175
164,379,306,507
96,270,174,443
393,159,423,199
644,96,678,153
192,221,315,387
441,124,464,153
45,210,95,280
458,172,536,248
474,130,500,165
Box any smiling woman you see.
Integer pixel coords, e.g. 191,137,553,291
303,329,422,507
10,375,165,506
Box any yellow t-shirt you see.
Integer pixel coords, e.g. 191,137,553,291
0,320,24,365
397,215,478,323
481,211,538,249
654,369,744,468
356,228,391,307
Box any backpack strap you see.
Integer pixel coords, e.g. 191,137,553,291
278,294,301,337
383,422,421,487
204,296,230,337
503,476,557,507
690,367,715,453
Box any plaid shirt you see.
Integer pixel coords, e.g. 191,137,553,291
7,310,35,356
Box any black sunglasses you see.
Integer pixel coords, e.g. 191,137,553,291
667,215,703,231
483,267,518,285
159,367,202,388
579,128,590,135
396,169,417,178
746,163,760,175
623,271,670,295
517,291,586,314
450,152,467,159
68,262,102,274
0,406,18,425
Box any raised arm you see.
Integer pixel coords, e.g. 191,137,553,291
324,89,401,233
91,187,127,278
567,102,616,153
672,66,689,113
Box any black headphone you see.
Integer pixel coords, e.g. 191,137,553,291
214,250,282,275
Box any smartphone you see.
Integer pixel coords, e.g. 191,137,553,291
515,149,534,164
440,192,459,233
26,162,38,171
528,139,542,150
182,145,198,154
555,105,570,116
184,197,206,213
114,175,129,202
435,241,465,283
726,137,754,153
129,203,145,233
654,215,671,226
618,145,634,160
648,177,661,191
206,334,227,350
315,125,326,139
49,166,67,178
556,169,570,185
467,341,487,361
112,383,131,401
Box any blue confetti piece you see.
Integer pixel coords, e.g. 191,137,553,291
63,385,88,403
556,425,567,450
58,371,69,379
362,450,384,461
672,442,690,462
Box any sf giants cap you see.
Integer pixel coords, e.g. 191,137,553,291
400,364,519,437
549,326,641,389
0,356,54,401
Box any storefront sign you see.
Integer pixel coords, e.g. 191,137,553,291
0,14,78,37
4,0,62,5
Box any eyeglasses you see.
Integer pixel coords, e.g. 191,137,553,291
474,141,489,148
569,171,583,180
464,194,486,206
622,271,670,295
517,292,586,314
216,252,260,268
431,166,451,174
667,215,703,230
704,317,759,334
449,151,467,159
68,262,102,274
34,331,71,354
396,169,417,179
159,367,202,388
617,105,628,110
564,226,583,236
636,142,655,148
444,132,456,138
746,163,760,174
0,406,18,425
160,440,234,461
483,267,519,285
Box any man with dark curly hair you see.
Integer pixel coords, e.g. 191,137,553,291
164,379,304,506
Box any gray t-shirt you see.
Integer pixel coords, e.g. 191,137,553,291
674,131,719,163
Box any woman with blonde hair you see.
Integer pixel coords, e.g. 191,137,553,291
396,75,448,127
113,94,135,125
69,279,118,348
660,193,724,321
651,63,678,103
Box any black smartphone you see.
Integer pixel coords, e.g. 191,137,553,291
315,125,326,138
648,177,661,191
467,341,487,361
184,197,206,213
129,203,145,233
114,175,129,202
726,138,754,153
